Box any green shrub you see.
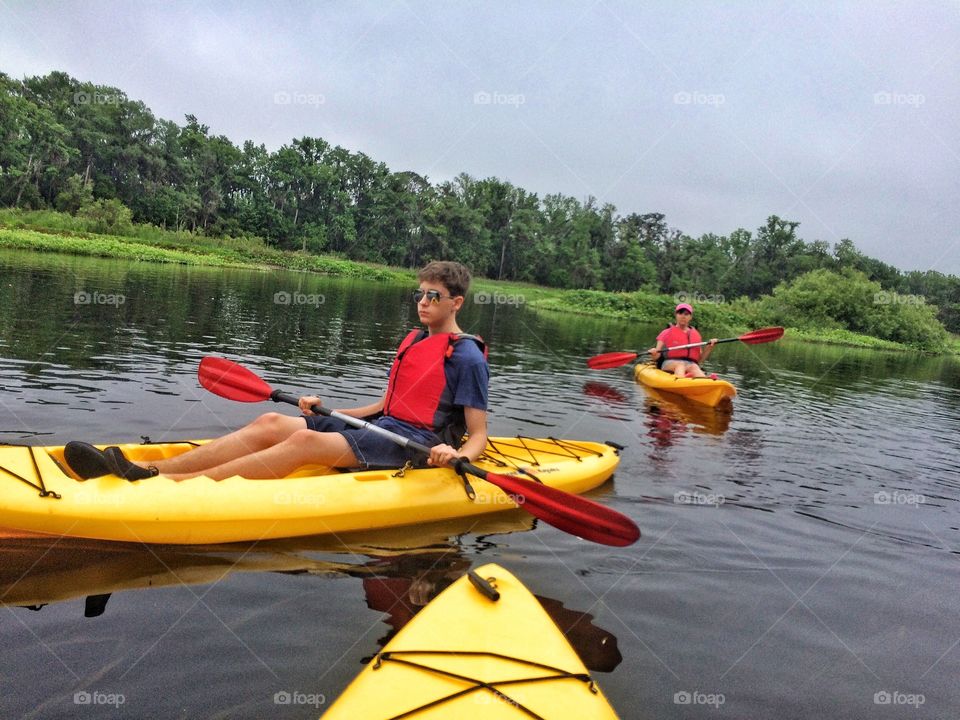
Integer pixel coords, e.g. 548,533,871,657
79,198,133,234
752,269,947,351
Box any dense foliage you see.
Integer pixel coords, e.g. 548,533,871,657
749,270,948,352
2,70,958,339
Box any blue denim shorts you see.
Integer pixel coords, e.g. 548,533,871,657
303,414,440,469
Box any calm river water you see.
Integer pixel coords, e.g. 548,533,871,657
1,250,958,719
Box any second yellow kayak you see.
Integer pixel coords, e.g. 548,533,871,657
322,562,619,718
634,363,736,407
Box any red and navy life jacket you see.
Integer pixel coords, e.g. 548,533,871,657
658,324,702,365
383,330,487,446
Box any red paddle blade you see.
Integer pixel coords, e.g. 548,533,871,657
740,326,784,344
198,356,273,402
587,351,640,370
483,471,640,547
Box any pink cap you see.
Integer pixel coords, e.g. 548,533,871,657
675,302,693,314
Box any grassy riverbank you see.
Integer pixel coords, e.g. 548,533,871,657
2,209,954,355
0,209,407,282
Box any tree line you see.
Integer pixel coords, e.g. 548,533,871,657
1,70,957,331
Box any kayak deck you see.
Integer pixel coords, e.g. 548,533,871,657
0,437,620,544
634,363,736,407
322,562,619,718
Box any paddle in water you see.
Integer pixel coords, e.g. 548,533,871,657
587,326,784,370
198,356,640,547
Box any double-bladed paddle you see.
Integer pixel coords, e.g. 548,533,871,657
587,327,784,370
197,356,640,547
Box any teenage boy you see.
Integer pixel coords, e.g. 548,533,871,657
64,261,489,481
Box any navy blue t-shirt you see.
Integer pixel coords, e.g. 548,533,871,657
444,337,489,411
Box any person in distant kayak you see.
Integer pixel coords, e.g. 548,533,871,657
64,261,490,481
647,303,718,378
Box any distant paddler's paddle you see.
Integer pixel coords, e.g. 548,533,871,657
587,327,784,370
198,356,640,547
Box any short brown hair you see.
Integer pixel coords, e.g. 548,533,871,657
418,261,471,298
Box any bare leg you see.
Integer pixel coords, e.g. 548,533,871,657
147,413,307,474
662,360,686,378
686,363,707,378
165,429,359,481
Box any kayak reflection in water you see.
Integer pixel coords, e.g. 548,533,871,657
354,552,623,673
62,261,490,482
648,302,718,378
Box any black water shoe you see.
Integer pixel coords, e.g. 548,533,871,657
105,447,159,482
63,441,115,480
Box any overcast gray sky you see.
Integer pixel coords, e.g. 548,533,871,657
2,1,958,274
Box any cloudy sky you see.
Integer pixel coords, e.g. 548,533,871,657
2,1,958,274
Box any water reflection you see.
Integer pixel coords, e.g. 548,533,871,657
0,514,621,673
641,386,733,443
0,515,533,609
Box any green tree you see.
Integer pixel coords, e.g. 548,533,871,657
54,173,94,213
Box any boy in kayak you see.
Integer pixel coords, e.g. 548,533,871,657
64,261,490,481
648,302,718,378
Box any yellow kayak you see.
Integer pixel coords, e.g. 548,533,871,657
322,562,619,719
634,363,736,407
0,437,620,544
